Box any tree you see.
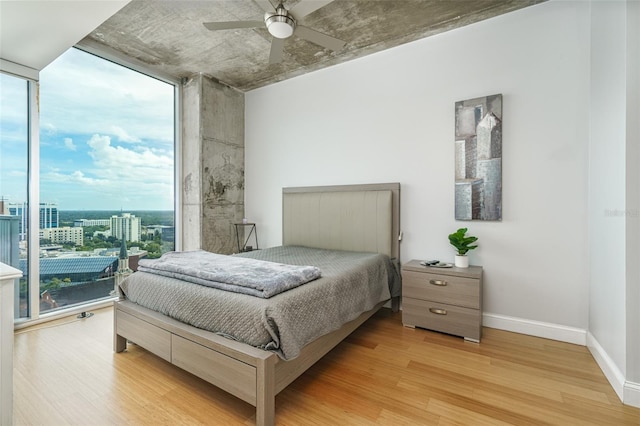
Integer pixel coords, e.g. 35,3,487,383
41,277,62,292
144,242,161,257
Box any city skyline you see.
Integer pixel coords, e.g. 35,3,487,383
0,47,175,211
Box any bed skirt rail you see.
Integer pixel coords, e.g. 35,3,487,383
113,299,385,425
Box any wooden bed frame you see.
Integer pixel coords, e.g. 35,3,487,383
114,183,401,426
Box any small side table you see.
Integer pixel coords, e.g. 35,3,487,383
401,260,483,342
234,223,259,252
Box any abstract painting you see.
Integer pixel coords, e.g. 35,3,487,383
454,94,502,221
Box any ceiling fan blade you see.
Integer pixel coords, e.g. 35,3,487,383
203,20,263,31
254,0,275,13
289,0,334,19
269,37,285,64
294,25,345,51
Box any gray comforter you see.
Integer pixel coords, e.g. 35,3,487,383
120,246,400,360
137,250,321,298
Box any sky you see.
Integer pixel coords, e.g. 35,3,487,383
1,47,175,211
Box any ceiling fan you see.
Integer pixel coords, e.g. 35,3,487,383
203,0,346,64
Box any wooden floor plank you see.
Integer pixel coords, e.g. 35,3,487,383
13,306,640,425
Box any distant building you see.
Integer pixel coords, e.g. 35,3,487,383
0,215,20,268
7,202,59,240
126,247,147,271
18,256,118,310
41,226,84,246
114,237,133,289
146,225,175,242
98,246,146,271
93,229,111,239
74,218,110,227
110,213,141,242
19,256,118,283
39,245,64,256
7,202,28,240
39,203,59,229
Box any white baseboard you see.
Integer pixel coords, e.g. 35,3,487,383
586,331,625,403
482,312,587,345
624,381,640,408
586,332,640,407
446,312,640,408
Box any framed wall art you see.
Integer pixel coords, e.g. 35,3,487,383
454,94,502,221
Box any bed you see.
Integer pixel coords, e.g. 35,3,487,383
113,183,401,426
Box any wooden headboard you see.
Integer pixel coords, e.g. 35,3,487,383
282,183,401,259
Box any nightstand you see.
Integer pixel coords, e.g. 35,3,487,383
401,260,483,342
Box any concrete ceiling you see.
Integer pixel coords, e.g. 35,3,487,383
82,0,546,92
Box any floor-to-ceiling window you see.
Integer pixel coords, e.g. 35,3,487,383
0,73,30,318
1,46,178,321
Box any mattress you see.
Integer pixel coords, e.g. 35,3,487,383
119,245,400,360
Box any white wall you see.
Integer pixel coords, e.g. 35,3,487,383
625,0,640,404
588,0,628,396
587,0,640,407
245,1,591,336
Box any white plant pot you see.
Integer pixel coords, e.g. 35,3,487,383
454,255,469,268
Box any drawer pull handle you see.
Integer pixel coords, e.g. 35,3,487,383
429,308,448,315
429,279,447,286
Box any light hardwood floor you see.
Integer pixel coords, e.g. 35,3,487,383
13,306,640,425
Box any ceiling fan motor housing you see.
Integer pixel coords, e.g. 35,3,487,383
202,0,345,65
265,5,296,39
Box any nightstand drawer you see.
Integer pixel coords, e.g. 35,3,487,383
402,270,480,309
402,297,481,341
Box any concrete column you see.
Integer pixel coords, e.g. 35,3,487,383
181,74,245,254
181,75,203,251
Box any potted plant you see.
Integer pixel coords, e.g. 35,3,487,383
448,227,478,268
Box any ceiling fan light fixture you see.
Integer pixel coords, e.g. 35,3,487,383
265,6,296,39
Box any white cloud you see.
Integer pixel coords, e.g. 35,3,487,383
41,123,57,135
41,170,112,193
43,169,110,187
40,133,175,210
39,48,174,144
64,137,77,151
87,134,111,150
11,48,176,210
86,134,173,180
110,125,141,143
0,74,27,125
68,134,175,209
70,170,106,185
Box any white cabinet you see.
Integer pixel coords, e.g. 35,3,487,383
1,262,21,426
